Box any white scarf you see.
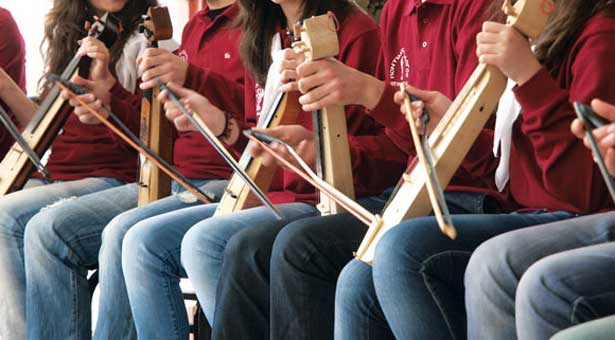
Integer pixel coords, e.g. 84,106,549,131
260,33,285,119
493,78,522,192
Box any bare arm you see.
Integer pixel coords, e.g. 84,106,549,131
0,67,37,127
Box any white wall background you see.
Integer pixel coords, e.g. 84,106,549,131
3,0,189,96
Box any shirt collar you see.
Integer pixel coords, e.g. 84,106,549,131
201,2,239,24
404,0,454,15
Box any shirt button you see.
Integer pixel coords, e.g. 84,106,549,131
422,41,428,48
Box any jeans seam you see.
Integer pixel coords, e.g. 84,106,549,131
71,262,79,340
569,291,615,323
421,250,472,340
161,247,183,340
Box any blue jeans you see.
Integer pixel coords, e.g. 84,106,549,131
551,316,615,340
0,177,126,340
121,201,225,340
465,212,615,340
335,210,575,340
94,179,227,340
181,203,319,330
25,180,138,340
200,192,391,340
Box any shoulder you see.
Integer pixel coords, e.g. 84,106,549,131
0,7,18,33
337,8,379,48
579,10,615,37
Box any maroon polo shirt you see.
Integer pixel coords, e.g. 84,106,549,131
174,3,245,180
370,0,512,211
244,9,407,205
42,4,245,183
509,11,615,214
0,7,26,158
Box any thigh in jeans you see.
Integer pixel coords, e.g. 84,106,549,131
0,177,125,339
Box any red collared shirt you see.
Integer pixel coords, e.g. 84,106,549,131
509,11,615,214
245,10,407,205
0,7,26,158
174,3,245,180
370,0,512,211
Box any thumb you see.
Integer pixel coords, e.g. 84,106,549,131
167,82,192,99
591,99,615,122
255,126,288,141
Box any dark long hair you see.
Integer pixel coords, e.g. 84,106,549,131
236,0,356,86
533,0,615,75
40,0,157,91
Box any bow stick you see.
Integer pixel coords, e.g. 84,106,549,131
0,105,50,178
158,80,283,220
400,83,456,239
573,102,615,204
244,129,380,226
50,74,213,204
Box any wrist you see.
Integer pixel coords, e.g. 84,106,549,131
514,58,542,86
362,75,385,110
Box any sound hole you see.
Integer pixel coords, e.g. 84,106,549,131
479,106,484,112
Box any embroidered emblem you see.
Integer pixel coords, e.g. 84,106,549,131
389,48,410,86
255,85,265,117
224,52,231,59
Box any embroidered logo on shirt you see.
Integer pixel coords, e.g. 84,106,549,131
177,50,189,62
255,84,265,117
389,48,410,86
224,52,231,60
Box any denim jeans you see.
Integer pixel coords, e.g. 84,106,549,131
0,177,126,340
94,179,227,340
181,202,320,332
121,201,226,340
551,316,615,340
465,212,615,340
335,210,575,340
196,192,390,340
24,180,138,340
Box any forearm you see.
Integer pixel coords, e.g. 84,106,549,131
0,77,37,126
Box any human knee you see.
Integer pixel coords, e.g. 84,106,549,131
100,213,137,262
465,232,525,292
223,227,273,272
271,221,313,270
180,223,226,275
517,255,565,310
336,260,375,315
121,222,163,274
23,209,68,257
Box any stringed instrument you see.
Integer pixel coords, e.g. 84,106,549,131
214,91,301,215
354,0,554,263
214,34,314,215
295,14,355,215
137,6,174,206
0,14,121,195
215,14,351,216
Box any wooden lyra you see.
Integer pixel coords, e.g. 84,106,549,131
354,0,554,263
0,14,121,195
137,6,174,206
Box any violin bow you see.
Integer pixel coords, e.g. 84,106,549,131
244,129,379,226
0,105,50,179
400,83,456,239
157,80,283,220
49,74,213,204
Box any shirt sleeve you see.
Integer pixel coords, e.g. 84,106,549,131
513,24,615,212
